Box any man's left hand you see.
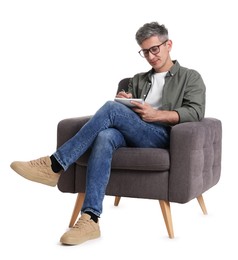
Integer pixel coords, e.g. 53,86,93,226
131,102,158,122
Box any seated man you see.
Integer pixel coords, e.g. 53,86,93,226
10,21,206,246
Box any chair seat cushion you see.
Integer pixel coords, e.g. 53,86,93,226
77,147,170,171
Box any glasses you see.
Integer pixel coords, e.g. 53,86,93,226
138,40,168,58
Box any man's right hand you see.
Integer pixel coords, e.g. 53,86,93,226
116,91,133,99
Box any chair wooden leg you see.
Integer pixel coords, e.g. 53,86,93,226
159,200,174,239
114,196,121,206
69,192,85,228
197,195,208,215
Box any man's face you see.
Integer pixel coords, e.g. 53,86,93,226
139,35,172,72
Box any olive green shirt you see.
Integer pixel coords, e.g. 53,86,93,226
128,60,206,123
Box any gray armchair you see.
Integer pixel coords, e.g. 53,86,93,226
57,78,222,238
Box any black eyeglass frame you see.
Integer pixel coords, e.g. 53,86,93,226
138,39,168,58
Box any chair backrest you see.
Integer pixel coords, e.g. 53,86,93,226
117,78,130,93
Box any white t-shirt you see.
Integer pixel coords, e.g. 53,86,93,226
145,71,167,109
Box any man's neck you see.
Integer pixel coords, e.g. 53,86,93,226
157,59,174,73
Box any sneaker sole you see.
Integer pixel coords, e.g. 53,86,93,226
60,230,100,245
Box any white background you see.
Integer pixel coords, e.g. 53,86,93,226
0,0,237,259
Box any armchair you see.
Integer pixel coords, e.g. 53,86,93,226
57,78,222,239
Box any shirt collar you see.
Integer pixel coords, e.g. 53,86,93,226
148,60,180,79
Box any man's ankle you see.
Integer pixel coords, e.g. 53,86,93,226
50,155,63,173
84,211,99,223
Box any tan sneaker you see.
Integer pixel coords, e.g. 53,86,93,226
10,156,60,187
60,213,100,245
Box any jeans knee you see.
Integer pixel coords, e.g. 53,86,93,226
103,100,114,109
96,129,117,144
95,129,125,150
103,100,124,112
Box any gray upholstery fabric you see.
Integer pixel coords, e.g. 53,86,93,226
56,78,222,204
169,118,222,202
78,147,170,171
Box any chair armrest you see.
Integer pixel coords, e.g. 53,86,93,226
56,116,92,148
169,118,222,203
56,116,92,193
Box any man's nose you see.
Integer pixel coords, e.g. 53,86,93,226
147,51,156,60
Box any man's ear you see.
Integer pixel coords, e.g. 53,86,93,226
167,39,173,51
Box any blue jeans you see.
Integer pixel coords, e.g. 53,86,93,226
53,101,170,217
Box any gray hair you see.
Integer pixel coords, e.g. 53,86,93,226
135,22,169,45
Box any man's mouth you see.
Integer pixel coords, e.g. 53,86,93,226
150,59,160,66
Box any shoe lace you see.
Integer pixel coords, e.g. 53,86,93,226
29,157,48,167
73,218,90,229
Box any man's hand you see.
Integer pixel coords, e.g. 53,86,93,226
131,101,180,125
131,102,158,122
116,90,132,99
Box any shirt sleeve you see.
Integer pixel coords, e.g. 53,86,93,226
174,70,206,123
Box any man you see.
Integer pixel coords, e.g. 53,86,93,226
10,22,206,245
